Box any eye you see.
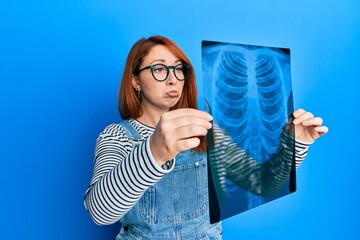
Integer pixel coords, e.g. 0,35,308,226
175,65,184,72
153,65,166,73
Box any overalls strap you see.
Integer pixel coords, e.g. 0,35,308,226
118,119,142,141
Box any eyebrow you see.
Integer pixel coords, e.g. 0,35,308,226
149,59,182,65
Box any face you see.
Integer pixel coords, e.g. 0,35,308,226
132,45,185,113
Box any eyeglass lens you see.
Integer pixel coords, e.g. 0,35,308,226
152,64,189,81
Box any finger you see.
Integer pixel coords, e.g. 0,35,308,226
302,117,323,126
174,125,209,140
172,116,212,130
293,111,314,124
292,109,306,118
166,108,213,121
176,137,201,152
314,126,329,134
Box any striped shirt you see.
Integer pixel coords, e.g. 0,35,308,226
84,119,311,225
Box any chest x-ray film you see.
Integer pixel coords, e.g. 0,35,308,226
202,40,296,223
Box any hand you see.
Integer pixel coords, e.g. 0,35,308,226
292,109,329,143
150,108,213,166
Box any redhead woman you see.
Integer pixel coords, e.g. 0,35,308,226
84,36,328,239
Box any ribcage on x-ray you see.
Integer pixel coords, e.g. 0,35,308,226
208,45,289,163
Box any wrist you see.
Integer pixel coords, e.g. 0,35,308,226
149,135,167,166
145,137,174,173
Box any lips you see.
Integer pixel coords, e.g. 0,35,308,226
165,90,180,97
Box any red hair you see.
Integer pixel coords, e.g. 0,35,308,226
118,35,206,151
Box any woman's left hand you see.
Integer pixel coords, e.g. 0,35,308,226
292,109,329,143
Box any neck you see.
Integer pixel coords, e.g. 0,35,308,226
137,105,170,128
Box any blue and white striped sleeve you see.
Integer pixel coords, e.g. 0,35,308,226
84,124,173,225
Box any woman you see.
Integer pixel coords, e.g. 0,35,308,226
84,35,328,239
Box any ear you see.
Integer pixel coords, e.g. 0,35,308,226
131,74,141,91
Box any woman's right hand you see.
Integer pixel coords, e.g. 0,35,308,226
150,108,213,166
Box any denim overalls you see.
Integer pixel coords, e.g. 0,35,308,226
116,120,222,240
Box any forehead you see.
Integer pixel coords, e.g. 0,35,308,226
142,45,180,64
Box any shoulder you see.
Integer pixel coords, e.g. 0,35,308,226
97,123,130,141
97,119,153,142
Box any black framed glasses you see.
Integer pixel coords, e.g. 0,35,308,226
136,63,190,82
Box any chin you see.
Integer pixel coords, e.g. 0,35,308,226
166,101,180,110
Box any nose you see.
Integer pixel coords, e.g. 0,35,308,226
166,69,177,85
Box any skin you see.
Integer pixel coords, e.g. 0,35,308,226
132,45,329,166
293,109,328,142
131,45,187,127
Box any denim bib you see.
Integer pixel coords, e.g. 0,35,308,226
116,120,222,240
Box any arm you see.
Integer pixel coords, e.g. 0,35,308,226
209,109,327,198
209,125,309,197
226,131,310,196
83,124,173,225
85,109,213,225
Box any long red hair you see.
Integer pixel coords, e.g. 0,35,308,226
118,35,206,151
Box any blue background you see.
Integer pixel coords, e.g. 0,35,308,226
1,1,359,239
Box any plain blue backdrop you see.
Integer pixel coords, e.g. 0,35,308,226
1,1,359,239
